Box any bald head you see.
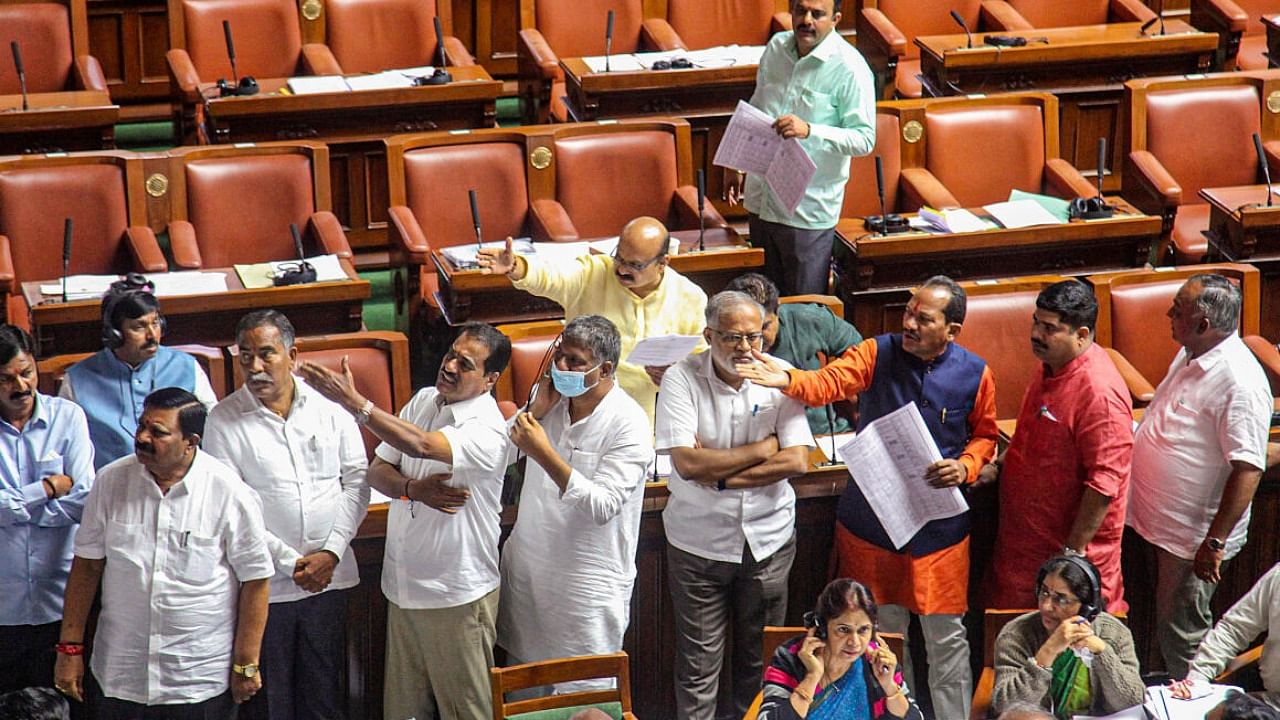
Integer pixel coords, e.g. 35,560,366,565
612,216,671,297
619,216,670,258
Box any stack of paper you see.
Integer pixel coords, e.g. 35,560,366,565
441,238,536,269
39,274,118,299
983,198,1066,229
1144,684,1242,719
917,207,990,234
234,254,347,289
286,75,351,95
148,271,229,296
714,100,817,216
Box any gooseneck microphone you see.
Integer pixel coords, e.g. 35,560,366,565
1256,133,1274,207
217,21,258,96
10,42,28,111
605,10,615,72
418,16,453,85
274,223,317,286
223,20,239,81
469,188,483,249
61,218,72,303
865,155,908,235
816,350,842,468
950,10,973,49
696,168,706,252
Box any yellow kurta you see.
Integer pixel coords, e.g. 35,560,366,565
514,253,707,428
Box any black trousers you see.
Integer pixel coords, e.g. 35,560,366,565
0,621,60,693
240,590,348,720
94,689,236,720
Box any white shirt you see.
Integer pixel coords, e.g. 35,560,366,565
376,387,508,610
74,451,274,705
656,351,814,563
1127,335,1272,560
498,385,651,664
1188,561,1280,692
202,378,369,603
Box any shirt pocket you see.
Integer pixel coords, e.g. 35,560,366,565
306,434,341,480
567,448,601,482
798,87,837,122
36,455,64,479
168,530,221,584
105,522,146,571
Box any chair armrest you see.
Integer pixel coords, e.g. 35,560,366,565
1261,140,1280,176
309,211,353,259
530,198,579,243
166,49,202,98
1215,645,1264,684
641,18,688,51
73,55,108,92
1104,348,1156,405
859,8,908,57
168,221,203,269
1044,158,1098,199
443,36,477,66
124,227,169,272
301,44,344,76
771,12,793,33
387,205,430,266
1191,0,1248,33
0,235,13,294
969,667,995,720
980,1,1035,31
518,28,562,80
673,186,731,230
1110,0,1156,23
1126,150,1182,207
900,168,961,210
1243,335,1280,389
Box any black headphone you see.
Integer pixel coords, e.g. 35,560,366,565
101,273,166,349
803,610,828,641
1039,555,1103,621
1069,196,1114,220
216,75,259,97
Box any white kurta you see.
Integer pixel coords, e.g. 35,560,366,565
497,384,652,665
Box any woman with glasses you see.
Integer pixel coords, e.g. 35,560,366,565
991,556,1144,719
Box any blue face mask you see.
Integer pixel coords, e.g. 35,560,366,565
550,363,601,398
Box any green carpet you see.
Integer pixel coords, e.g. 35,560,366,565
115,121,176,151
358,269,398,332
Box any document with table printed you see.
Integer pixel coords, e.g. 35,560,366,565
714,100,816,215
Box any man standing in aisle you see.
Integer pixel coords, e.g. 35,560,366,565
725,0,876,295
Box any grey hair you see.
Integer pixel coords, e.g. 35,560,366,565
995,702,1055,720
705,290,764,328
563,315,621,368
1189,274,1241,333
236,309,296,350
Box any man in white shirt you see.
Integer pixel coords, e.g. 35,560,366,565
54,387,273,719
1127,274,1273,679
657,290,814,720
297,323,511,720
498,315,651,690
203,310,369,720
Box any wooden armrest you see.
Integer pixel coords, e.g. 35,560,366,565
1262,141,1280,177
1215,645,1264,683
673,186,730,230
1243,335,1280,384
124,227,168,272
518,28,562,80
387,205,430,266
1045,158,1098,199
859,8,908,57
166,49,202,98
641,18,688,51
1110,0,1156,23
530,198,579,243
980,1,1034,31
309,211,352,259
900,168,961,210
1127,150,1182,207
970,667,995,720
1191,0,1248,32
0,235,14,294
1104,348,1156,405
73,55,108,91
301,44,344,75
771,12,793,33
167,221,203,269
443,36,476,66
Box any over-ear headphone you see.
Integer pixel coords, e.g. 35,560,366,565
1069,196,1114,220
803,610,828,641
1039,555,1103,621
101,273,165,349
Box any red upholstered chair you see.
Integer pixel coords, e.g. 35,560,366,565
979,0,1154,31
518,0,644,123
299,0,475,75
641,0,791,51
841,111,903,218
0,0,107,94
1122,75,1275,265
1191,0,1277,70
38,345,228,398
855,0,982,99
0,153,166,328
163,142,352,270
495,319,564,410
897,94,1096,211
1243,334,1280,396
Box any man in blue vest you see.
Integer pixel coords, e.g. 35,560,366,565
61,275,217,469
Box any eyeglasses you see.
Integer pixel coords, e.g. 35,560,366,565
611,248,665,273
711,329,765,347
1036,585,1081,610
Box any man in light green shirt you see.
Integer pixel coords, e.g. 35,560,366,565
726,0,876,296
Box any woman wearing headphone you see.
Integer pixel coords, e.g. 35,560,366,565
992,556,1144,718
758,578,923,720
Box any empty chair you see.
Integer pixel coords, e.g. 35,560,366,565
1190,0,1277,70
842,111,902,218
300,0,475,75
855,0,982,98
980,0,1154,30
0,0,108,94
641,0,790,51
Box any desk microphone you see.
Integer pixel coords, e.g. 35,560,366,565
1140,0,1165,36
1256,132,1274,207
865,155,908,235
653,391,661,483
416,16,453,85
469,188,483,249
605,10,615,72
1071,138,1115,219
10,41,28,111
274,223,317,286
816,350,842,468
696,168,706,252
61,218,72,303
950,10,973,48
217,20,259,97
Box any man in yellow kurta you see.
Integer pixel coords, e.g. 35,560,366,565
477,216,706,428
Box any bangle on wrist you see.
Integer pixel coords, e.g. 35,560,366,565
1062,546,1086,558
792,687,812,703
55,642,85,656
401,479,412,501
42,478,56,498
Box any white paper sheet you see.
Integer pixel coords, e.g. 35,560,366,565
1145,684,1242,720
1076,705,1148,720
918,207,990,234
581,54,648,73
984,199,1066,229
625,334,701,366
266,254,347,282
835,403,968,549
766,136,819,215
344,70,421,91
714,101,817,217
148,271,229,296
286,75,350,94
814,432,857,464
532,241,593,266
39,274,118,297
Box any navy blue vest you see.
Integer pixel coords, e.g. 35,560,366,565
838,334,986,556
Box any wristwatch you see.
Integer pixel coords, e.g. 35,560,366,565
353,399,374,426
232,663,259,679
1205,536,1227,552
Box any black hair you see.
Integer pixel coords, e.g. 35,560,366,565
1218,691,1280,720
814,577,879,628
0,688,69,720
1036,280,1098,332
921,275,967,325
1037,555,1104,619
0,325,35,366
458,323,512,375
105,289,161,333
726,273,780,315
143,387,207,441
236,309,296,349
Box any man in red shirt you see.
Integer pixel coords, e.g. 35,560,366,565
985,280,1133,612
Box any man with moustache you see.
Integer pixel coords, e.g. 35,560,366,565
657,290,814,720
476,215,706,427
62,275,217,469
55,387,273,718
0,325,95,699
203,310,369,720
738,276,996,720
724,0,876,296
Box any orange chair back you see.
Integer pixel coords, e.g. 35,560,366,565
535,0,643,57
843,112,902,218
178,0,302,80
325,0,440,74
667,0,776,49
874,0,980,59
554,130,679,238
1006,0,1111,27
925,104,1046,207
1144,85,1261,201
0,2,73,92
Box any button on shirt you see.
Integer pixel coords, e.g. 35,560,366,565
745,29,876,229
657,351,814,563
202,378,370,603
0,393,94,626
74,451,274,705
1128,335,1272,561
377,388,508,610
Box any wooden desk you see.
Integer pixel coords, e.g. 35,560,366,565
559,56,759,219
193,68,502,259
1201,184,1280,339
23,266,370,356
0,91,118,154
834,199,1161,335
431,233,763,325
915,21,1219,191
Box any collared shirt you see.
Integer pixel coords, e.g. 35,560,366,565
376,387,508,610
498,384,651,663
514,253,707,427
1187,561,1280,692
745,29,876,229
771,302,863,434
656,351,814,563
203,378,370,603
1128,334,1271,561
0,393,95,626
74,451,273,705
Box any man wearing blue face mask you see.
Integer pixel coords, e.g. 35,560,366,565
497,316,652,692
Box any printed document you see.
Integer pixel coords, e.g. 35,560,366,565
625,335,701,366
714,101,817,216
1145,684,1241,720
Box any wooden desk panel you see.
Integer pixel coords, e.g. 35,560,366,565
0,91,118,153
1202,184,1280,339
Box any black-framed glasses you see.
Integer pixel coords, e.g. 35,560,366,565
611,248,665,273
711,329,765,347
1035,585,1080,610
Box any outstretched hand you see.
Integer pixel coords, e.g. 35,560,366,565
298,356,363,412
734,350,790,389
476,236,516,275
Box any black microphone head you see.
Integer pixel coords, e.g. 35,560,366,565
222,20,236,61
949,9,965,26
875,155,886,201
9,41,22,76
1139,16,1158,34
696,169,705,210
468,188,481,227
433,15,447,66
606,9,615,39
1254,132,1267,162
290,222,305,260
62,217,73,263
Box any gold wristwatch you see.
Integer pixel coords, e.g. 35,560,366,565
232,663,259,678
